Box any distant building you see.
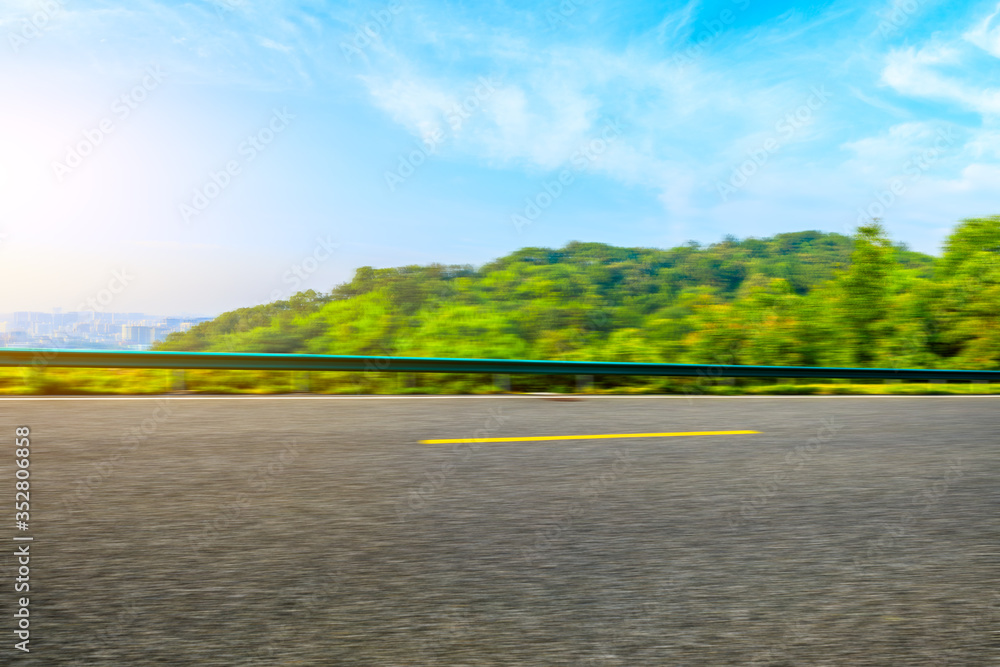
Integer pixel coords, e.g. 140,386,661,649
2,331,29,344
31,322,53,336
121,325,155,346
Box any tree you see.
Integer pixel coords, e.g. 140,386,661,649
839,221,894,365
931,216,1000,368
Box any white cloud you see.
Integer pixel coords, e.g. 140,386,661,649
964,2,1000,57
882,45,1000,115
357,26,826,209
937,162,1000,194
257,37,292,53
361,74,463,147
652,0,701,46
964,129,1000,160
842,121,956,166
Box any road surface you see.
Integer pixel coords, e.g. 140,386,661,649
2,395,998,664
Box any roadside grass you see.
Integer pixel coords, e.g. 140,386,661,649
0,367,996,396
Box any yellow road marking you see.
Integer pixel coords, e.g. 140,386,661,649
419,430,760,444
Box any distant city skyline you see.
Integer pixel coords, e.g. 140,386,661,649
0,311,213,350
2,0,998,314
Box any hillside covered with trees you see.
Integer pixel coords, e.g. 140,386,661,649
155,217,999,392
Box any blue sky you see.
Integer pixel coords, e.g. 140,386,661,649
1,0,998,315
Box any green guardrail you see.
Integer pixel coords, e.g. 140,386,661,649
2,349,999,382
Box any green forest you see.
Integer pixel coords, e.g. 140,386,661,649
147,216,1000,395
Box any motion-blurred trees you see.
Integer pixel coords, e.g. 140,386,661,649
930,216,1000,369
838,221,893,366
155,218,1000,390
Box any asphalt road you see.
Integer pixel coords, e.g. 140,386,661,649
2,395,998,665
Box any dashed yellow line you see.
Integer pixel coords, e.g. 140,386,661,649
419,430,760,444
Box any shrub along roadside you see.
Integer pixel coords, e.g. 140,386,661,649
0,367,995,396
